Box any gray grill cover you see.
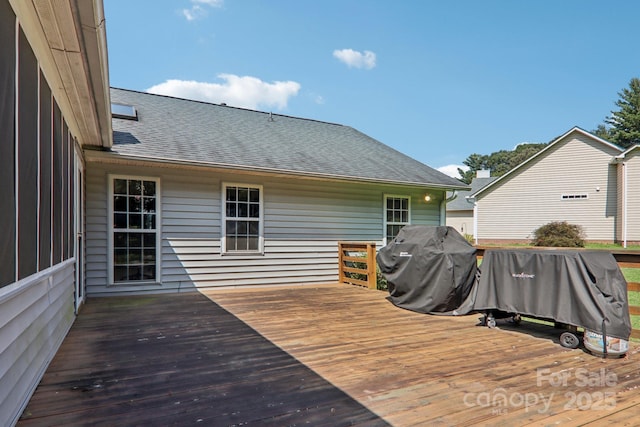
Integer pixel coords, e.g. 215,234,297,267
474,249,632,340
377,225,477,315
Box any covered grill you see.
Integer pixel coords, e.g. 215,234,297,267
376,225,477,315
474,248,632,355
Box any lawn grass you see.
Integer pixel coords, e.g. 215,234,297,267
479,242,640,251
621,269,640,335
586,242,640,250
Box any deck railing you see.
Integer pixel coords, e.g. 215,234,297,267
338,242,377,289
476,246,640,340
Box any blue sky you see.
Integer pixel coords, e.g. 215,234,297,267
104,0,640,178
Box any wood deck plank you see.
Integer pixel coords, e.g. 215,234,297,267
18,285,640,426
203,285,640,426
18,291,388,427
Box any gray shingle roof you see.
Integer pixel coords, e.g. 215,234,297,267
446,176,497,211
109,88,466,189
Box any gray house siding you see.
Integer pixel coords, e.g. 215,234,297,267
476,131,620,242
0,261,75,425
86,161,442,295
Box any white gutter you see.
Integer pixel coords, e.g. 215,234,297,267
85,150,469,191
440,191,458,226
473,203,479,245
465,195,479,245
623,162,628,248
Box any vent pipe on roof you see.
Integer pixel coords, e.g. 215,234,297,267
268,112,274,122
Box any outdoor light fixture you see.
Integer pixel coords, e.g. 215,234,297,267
424,194,432,202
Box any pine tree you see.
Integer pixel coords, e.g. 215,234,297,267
604,77,640,148
457,143,547,184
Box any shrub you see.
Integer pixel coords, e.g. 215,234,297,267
533,221,585,247
376,265,388,291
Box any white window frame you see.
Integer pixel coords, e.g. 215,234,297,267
383,194,411,245
107,174,161,285
221,183,264,255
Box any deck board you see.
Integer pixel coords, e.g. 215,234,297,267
18,284,640,426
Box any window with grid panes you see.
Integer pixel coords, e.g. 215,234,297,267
385,195,410,243
223,184,262,253
111,177,158,282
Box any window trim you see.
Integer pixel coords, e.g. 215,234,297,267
383,194,411,246
221,182,264,255
107,174,161,285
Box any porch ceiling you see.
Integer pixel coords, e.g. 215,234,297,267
16,0,112,148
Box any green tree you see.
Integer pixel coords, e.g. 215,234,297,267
457,153,487,184
458,143,547,184
595,77,640,148
592,124,614,141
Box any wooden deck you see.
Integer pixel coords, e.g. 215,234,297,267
18,285,640,426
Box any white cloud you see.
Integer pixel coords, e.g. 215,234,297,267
437,164,468,178
333,49,377,69
182,0,223,21
146,74,301,110
193,0,223,6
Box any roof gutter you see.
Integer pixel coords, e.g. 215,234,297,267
85,150,470,191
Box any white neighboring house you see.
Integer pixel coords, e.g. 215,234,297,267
446,170,496,237
469,127,627,244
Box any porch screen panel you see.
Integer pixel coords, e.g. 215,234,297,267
68,136,74,259
0,0,16,287
39,73,52,270
62,122,69,260
17,27,38,279
52,101,62,264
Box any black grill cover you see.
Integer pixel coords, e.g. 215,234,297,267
377,225,477,315
474,249,632,340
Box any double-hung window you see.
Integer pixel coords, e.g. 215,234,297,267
222,184,263,253
384,195,410,244
109,176,159,283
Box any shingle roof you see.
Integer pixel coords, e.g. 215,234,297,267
108,88,466,189
446,176,497,211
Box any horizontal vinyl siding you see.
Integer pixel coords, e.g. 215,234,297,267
86,162,441,295
0,261,75,426
85,165,108,288
477,134,619,241
446,210,474,236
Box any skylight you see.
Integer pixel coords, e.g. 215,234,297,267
111,103,138,120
